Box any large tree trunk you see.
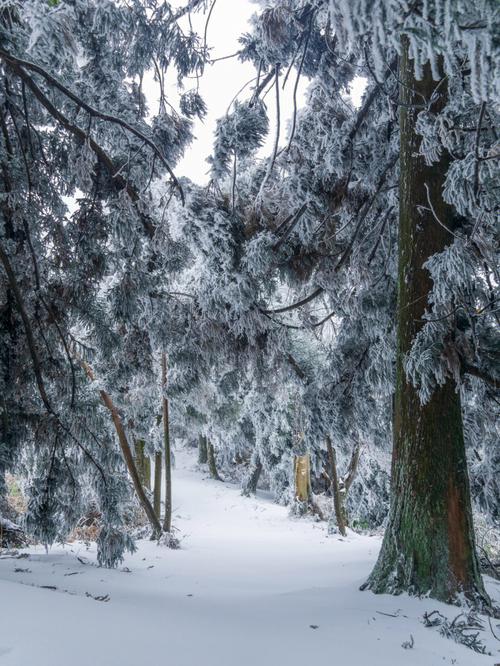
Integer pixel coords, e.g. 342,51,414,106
161,353,172,533
363,39,489,607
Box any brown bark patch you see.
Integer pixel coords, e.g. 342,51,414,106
447,478,469,589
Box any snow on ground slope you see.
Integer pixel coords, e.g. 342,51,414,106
1,448,499,666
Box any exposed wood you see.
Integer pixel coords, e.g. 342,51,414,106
294,454,310,503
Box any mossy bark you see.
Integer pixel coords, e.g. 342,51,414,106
363,39,489,607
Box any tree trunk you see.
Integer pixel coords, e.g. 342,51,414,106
153,451,162,520
161,353,172,533
134,440,151,490
207,441,222,481
294,454,310,503
326,437,346,536
81,362,162,537
198,434,208,464
242,452,262,496
341,443,361,527
363,39,489,607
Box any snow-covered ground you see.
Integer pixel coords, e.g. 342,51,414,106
1,449,499,666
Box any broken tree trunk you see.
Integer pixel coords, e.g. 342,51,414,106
294,453,311,503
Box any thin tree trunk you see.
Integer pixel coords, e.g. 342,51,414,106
326,437,346,536
242,452,262,496
207,441,221,481
363,39,489,607
198,434,208,464
161,353,172,533
341,443,361,527
343,444,360,497
81,362,162,536
153,451,162,520
134,440,151,490
294,454,310,502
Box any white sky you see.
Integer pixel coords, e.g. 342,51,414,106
162,0,260,183
156,0,366,184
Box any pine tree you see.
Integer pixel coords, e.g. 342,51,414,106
362,39,489,605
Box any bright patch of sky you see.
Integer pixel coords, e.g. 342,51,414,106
145,0,367,185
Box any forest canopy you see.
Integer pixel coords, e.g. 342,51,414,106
0,0,498,618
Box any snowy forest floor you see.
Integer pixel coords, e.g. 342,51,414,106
1,448,499,666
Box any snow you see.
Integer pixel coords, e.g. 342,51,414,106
1,448,499,666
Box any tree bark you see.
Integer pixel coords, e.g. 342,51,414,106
198,434,208,464
343,444,360,498
207,441,222,481
326,437,346,536
81,362,162,537
362,39,489,607
294,454,310,503
134,440,151,490
153,451,162,520
161,353,172,533
242,452,262,496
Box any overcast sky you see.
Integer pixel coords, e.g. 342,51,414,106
165,0,261,184
160,0,365,184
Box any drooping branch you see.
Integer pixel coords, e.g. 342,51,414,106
0,49,183,204
462,363,500,390
272,203,308,251
286,11,313,152
262,286,324,314
6,62,156,238
0,243,52,413
258,63,281,196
